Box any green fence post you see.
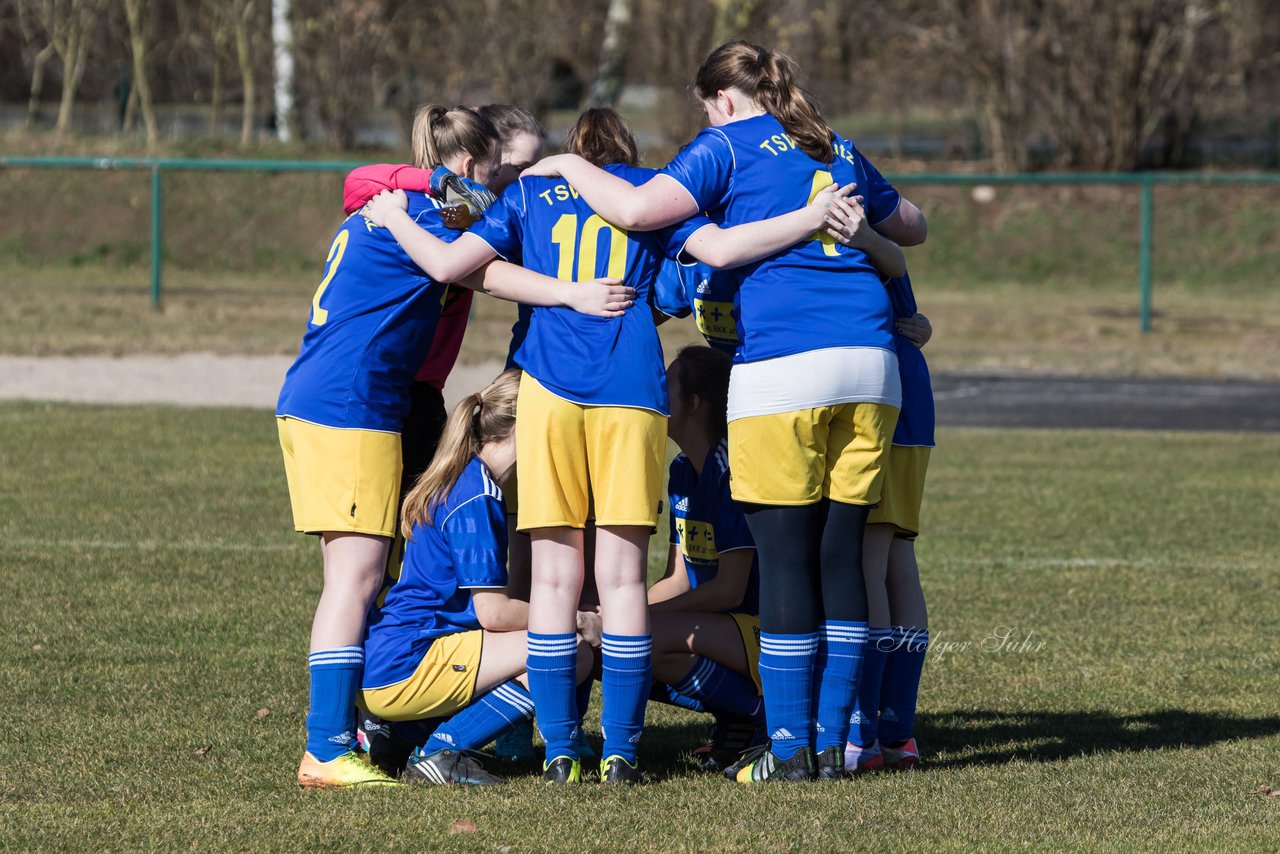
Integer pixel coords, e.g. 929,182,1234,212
150,166,163,307
1139,179,1153,333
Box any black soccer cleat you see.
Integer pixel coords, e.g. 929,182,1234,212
542,755,583,785
728,741,818,784
403,748,505,786
599,755,642,785
695,716,766,772
816,745,847,781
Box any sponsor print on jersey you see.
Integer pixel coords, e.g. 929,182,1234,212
675,517,718,563
693,298,737,344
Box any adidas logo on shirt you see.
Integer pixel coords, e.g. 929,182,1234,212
674,497,689,513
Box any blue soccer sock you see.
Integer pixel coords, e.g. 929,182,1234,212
673,656,764,724
649,682,707,713
527,632,581,762
812,621,868,753
879,626,929,745
850,627,892,746
600,634,652,763
305,645,363,761
424,681,534,754
758,631,818,761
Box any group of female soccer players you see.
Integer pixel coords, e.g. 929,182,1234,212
277,40,935,788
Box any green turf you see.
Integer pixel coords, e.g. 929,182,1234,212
2,402,1278,851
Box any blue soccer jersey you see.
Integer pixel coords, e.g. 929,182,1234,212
667,438,760,615
470,165,704,414
362,457,509,689
277,195,462,432
660,115,901,364
886,273,936,448
653,258,740,356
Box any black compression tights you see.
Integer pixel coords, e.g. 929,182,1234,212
745,500,872,635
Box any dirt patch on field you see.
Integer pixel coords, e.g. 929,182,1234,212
0,354,509,411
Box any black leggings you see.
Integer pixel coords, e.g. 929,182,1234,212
745,500,870,635
399,382,448,500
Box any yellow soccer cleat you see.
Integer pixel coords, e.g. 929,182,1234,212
297,750,402,789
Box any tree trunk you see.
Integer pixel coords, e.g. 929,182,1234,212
123,84,139,132
124,0,159,148
27,43,55,127
53,0,99,138
588,0,633,107
271,0,296,142
210,51,223,135
234,1,256,147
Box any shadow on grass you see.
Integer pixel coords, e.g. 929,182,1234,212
918,708,1280,768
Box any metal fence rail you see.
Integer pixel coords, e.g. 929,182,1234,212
3,155,1279,331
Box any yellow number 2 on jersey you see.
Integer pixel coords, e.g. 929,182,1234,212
310,229,350,326
550,213,628,282
807,170,839,257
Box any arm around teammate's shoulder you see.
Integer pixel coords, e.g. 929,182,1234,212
875,197,927,246
522,155,698,231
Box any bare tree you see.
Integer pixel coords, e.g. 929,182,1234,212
271,0,295,141
123,0,158,147
294,0,387,149
19,0,104,136
14,1,58,126
230,0,257,146
589,0,633,107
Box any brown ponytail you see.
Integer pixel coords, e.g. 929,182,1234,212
478,103,548,147
562,107,640,168
400,370,521,537
694,40,835,164
671,345,732,440
411,104,501,170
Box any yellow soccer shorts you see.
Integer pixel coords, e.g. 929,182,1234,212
868,445,931,539
515,373,665,530
358,630,483,722
277,416,401,537
730,612,763,694
727,402,899,506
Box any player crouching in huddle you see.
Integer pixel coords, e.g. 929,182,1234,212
648,347,768,772
358,371,599,785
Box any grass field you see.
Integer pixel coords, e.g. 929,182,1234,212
2,402,1278,851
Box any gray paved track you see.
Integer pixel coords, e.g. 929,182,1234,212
933,375,1280,432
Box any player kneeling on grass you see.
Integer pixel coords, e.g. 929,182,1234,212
647,347,768,771
359,371,599,785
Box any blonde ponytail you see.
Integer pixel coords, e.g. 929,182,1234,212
400,370,521,537
694,41,835,164
410,104,501,170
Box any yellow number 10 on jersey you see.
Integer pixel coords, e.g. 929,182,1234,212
550,213,628,281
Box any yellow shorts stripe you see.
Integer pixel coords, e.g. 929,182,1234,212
515,373,665,530
727,402,899,506
277,417,401,537
358,630,483,721
867,446,931,538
